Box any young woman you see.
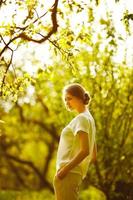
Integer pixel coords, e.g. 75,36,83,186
53,83,97,200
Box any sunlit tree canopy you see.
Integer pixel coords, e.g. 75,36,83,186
0,0,133,199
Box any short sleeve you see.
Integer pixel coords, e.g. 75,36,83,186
73,115,90,136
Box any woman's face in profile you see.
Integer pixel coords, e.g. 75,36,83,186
64,92,81,111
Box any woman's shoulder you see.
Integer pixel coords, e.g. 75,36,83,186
69,110,90,125
74,112,89,124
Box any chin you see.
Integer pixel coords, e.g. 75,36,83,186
66,105,73,111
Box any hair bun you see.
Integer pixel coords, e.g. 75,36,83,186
84,92,90,105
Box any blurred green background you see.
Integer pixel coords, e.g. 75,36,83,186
0,0,132,199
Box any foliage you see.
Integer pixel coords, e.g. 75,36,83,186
0,190,54,200
0,0,133,200
0,188,106,200
80,186,106,200
0,0,132,98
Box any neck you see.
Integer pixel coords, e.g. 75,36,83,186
76,105,87,113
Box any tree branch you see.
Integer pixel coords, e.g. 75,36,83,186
94,161,104,189
0,0,59,58
43,140,55,177
0,49,14,96
0,35,20,57
4,152,53,191
19,0,59,43
16,102,59,141
6,159,28,188
0,0,6,8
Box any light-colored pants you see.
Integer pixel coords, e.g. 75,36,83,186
53,172,82,200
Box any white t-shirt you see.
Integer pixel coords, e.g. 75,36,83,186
56,109,96,179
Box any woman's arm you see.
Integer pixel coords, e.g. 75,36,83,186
56,131,89,179
91,142,97,163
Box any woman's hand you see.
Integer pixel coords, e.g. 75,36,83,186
56,165,69,179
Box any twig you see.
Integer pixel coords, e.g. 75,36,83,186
0,49,14,96
18,0,59,43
